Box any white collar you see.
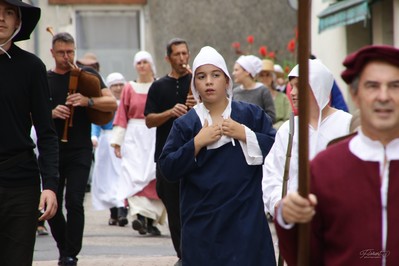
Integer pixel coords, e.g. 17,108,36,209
350,129,399,162
193,99,234,149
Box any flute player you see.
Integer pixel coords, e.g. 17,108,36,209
47,32,117,266
144,38,196,266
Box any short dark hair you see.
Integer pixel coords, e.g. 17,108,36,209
52,32,75,47
166,38,188,57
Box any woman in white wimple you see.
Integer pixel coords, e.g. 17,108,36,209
111,51,166,236
91,72,128,226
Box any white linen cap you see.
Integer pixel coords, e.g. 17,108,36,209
236,55,263,78
288,59,334,110
191,46,233,102
133,51,156,76
106,72,126,87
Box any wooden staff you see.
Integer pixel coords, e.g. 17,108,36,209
281,112,295,198
46,26,77,142
278,111,295,266
297,0,312,265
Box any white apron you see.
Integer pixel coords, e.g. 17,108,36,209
91,130,124,210
116,119,157,201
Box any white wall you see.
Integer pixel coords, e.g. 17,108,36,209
311,1,350,107
394,0,399,46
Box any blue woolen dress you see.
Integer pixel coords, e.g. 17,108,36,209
159,101,277,266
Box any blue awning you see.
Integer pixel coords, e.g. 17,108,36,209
318,0,370,33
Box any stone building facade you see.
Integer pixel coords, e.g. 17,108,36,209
23,0,297,81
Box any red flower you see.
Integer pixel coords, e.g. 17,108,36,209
231,42,241,49
285,66,291,74
287,38,296,53
258,46,268,57
268,51,276,59
247,35,254,44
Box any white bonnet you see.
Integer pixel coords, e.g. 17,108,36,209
133,51,156,76
236,55,263,78
106,72,126,87
288,59,334,110
274,64,284,74
191,46,233,102
274,64,285,78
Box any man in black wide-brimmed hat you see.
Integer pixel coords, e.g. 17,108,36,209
0,1,59,265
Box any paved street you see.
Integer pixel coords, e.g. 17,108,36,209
33,192,279,265
33,192,178,266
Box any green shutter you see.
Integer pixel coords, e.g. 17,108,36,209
318,0,370,33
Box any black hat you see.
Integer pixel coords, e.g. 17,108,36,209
4,0,41,42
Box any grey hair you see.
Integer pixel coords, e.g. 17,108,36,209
349,76,360,94
166,38,189,57
52,32,75,47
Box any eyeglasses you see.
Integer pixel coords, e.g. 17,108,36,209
55,50,75,57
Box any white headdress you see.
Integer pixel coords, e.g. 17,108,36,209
191,46,233,102
106,72,126,87
236,55,263,78
288,59,333,111
133,51,156,76
288,59,335,159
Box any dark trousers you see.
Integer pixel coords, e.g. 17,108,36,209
48,149,92,259
0,185,40,266
156,164,181,259
110,207,118,219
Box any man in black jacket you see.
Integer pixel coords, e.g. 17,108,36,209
0,1,59,265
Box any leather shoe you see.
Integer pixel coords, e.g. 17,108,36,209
58,256,77,266
108,218,117,226
132,219,147,235
118,216,128,227
147,224,161,236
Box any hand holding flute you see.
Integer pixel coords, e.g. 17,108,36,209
61,89,75,142
52,105,71,120
47,26,80,142
182,64,197,108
